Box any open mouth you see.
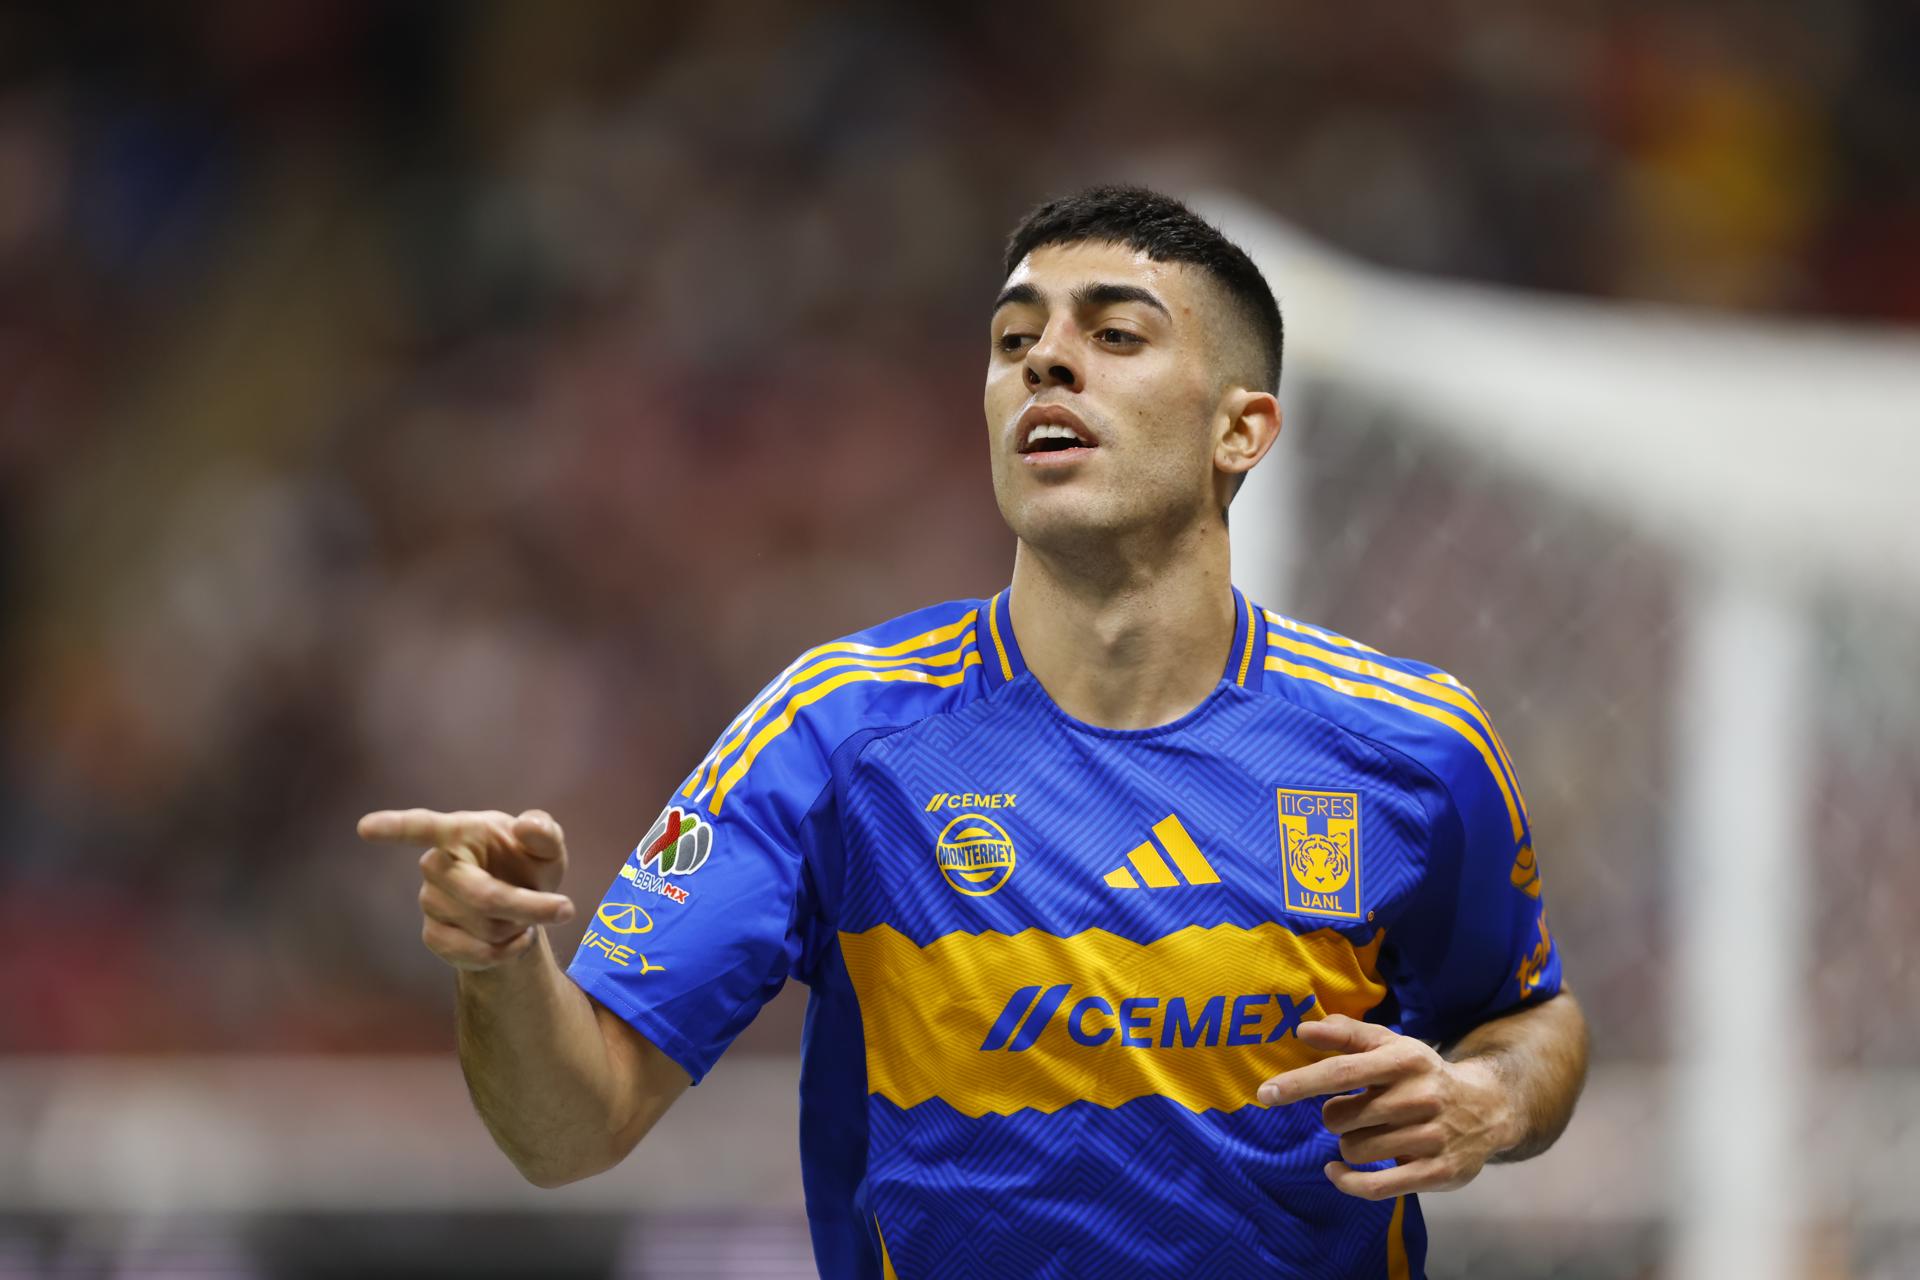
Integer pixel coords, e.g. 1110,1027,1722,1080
1014,405,1100,460
1019,423,1095,454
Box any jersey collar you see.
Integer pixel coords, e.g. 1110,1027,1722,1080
980,587,1025,690
977,585,1265,693
1228,584,1267,689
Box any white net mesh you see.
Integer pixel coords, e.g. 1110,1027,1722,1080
1225,201,1920,1277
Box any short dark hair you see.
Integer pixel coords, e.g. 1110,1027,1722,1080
1002,185,1283,393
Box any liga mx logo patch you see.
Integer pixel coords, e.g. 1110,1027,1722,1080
638,805,712,876
1277,787,1363,920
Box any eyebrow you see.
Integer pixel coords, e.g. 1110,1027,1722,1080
990,281,1172,322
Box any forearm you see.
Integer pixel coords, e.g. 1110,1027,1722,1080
454,929,654,1186
1443,989,1589,1163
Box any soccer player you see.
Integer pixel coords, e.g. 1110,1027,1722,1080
360,185,1587,1278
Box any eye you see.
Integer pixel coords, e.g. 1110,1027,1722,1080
997,333,1035,353
1096,328,1142,346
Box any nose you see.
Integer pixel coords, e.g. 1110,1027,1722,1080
1024,321,1082,392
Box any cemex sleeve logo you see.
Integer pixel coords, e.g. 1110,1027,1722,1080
617,805,713,905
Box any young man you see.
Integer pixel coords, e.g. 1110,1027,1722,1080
360,186,1587,1278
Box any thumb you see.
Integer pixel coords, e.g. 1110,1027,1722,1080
512,809,567,861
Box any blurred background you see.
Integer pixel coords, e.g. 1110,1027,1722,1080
1,2,1916,1277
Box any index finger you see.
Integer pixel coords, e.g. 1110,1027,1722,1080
1258,1044,1412,1107
1295,1014,1397,1056
358,808,468,848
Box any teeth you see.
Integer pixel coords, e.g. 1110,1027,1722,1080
1025,423,1084,447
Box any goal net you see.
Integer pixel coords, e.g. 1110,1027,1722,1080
1214,190,1920,1280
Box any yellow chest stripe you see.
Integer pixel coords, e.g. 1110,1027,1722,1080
840,921,1385,1118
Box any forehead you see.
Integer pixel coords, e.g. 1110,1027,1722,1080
1000,240,1207,312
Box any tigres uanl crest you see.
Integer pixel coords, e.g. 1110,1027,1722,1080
1289,832,1353,894
1277,787,1363,920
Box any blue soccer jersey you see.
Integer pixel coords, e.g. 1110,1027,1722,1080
569,586,1561,1279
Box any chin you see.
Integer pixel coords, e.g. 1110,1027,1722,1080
999,488,1131,551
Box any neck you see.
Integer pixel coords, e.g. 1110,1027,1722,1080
1008,520,1237,730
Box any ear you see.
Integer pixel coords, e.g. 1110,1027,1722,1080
1215,387,1281,482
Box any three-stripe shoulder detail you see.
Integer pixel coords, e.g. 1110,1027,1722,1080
682,606,982,814
1259,609,1529,841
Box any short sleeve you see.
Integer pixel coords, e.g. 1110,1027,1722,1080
1389,690,1562,1044
566,694,834,1084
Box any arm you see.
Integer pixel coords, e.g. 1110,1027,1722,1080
1442,986,1588,1164
456,930,690,1187
1257,994,1589,1199
1259,672,1583,1197
359,807,690,1188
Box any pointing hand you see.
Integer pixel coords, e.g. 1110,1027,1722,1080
358,808,576,971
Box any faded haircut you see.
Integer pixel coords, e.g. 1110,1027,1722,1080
1002,184,1283,393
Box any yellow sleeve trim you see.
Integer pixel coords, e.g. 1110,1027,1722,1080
710,654,980,813
1264,654,1524,841
1263,628,1523,811
683,610,977,801
1423,670,1530,814
1264,608,1384,655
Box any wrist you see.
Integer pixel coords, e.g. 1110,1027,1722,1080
458,928,555,991
1450,1054,1525,1157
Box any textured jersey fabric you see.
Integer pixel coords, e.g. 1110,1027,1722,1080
568,586,1561,1279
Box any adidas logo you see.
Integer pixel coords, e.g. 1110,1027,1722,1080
1103,814,1220,889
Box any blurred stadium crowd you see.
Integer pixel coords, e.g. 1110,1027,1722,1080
1,0,1915,1067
